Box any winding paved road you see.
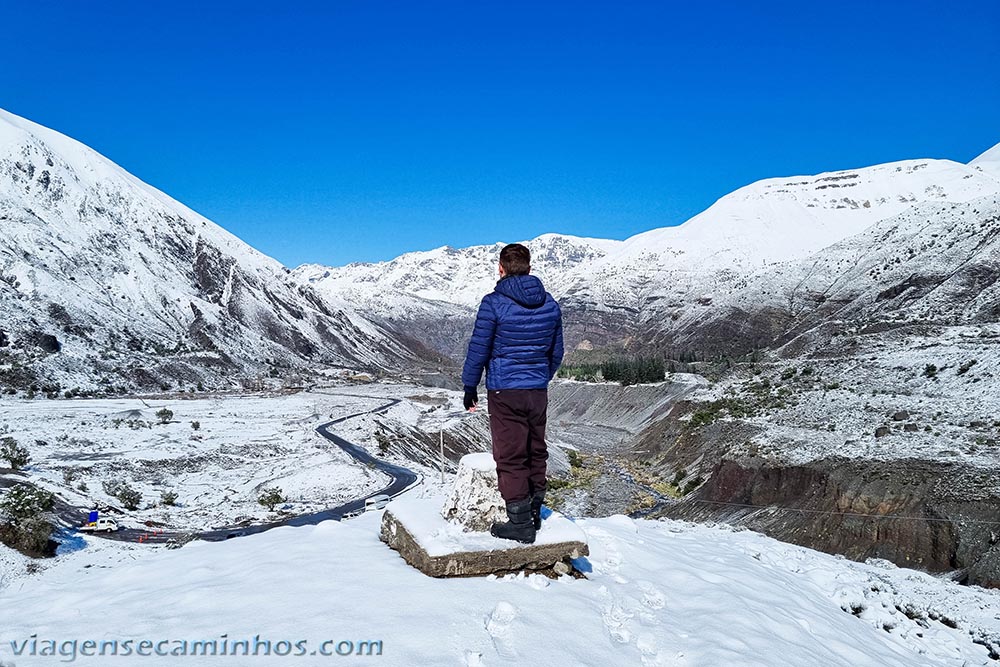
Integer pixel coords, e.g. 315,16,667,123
11,393,421,545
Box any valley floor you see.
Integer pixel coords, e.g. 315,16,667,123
0,390,404,533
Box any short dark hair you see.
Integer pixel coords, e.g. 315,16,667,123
499,244,531,276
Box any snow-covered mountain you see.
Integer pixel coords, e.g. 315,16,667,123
704,194,1000,352
0,108,434,393
561,155,1000,311
298,145,1000,359
295,233,620,356
296,233,620,314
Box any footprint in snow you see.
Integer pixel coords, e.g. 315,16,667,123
601,597,634,644
638,581,666,610
637,632,665,666
463,650,484,666
485,601,519,660
588,527,626,576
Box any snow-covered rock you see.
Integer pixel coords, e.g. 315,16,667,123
382,496,587,577
440,453,507,531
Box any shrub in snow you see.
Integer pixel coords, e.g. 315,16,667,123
258,487,284,512
190,421,200,431
103,479,142,511
682,476,705,496
118,487,141,510
160,490,178,506
0,518,53,557
0,437,30,470
374,429,390,454
155,408,173,424
0,486,54,526
0,485,55,557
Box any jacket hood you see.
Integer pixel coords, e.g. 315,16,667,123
495,274,547,308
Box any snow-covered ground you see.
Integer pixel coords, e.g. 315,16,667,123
681,322,1000,472
316,382,491,488
0,390,398,531
3,505,1000,665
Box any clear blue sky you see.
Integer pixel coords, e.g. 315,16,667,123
3,1,998,266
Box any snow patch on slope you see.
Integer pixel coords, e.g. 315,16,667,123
971,141,1000,179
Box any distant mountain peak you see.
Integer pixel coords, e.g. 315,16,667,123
970,141,1000,179
970,141,1000,164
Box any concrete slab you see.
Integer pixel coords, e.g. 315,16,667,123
380,497,589,578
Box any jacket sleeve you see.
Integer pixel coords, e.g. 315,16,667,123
548,304,564,381
461,297,497,388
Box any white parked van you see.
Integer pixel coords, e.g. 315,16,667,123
79,518,119,533
364,494,390,511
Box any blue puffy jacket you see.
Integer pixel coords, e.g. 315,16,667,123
462,274,564,391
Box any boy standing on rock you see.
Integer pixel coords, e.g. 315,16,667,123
461,243,564,544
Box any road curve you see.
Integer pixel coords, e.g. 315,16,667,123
49,393,420,545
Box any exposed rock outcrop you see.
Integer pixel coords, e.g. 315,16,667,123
658,457,1000,587
440,453,507,532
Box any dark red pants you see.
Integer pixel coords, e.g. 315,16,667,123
487,389,548,503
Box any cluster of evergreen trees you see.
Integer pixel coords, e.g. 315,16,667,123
558,357,665,386
600,357,665,385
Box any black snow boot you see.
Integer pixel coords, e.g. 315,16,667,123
530,491,545,530
491,498,536,544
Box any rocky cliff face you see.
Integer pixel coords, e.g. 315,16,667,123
0,108,436,393
658,457,1000,587
608,336,1000,587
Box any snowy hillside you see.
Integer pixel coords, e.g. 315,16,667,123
3,509,1000,666
0,108,434,393
729,195,1000,332
971,142,1000,179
